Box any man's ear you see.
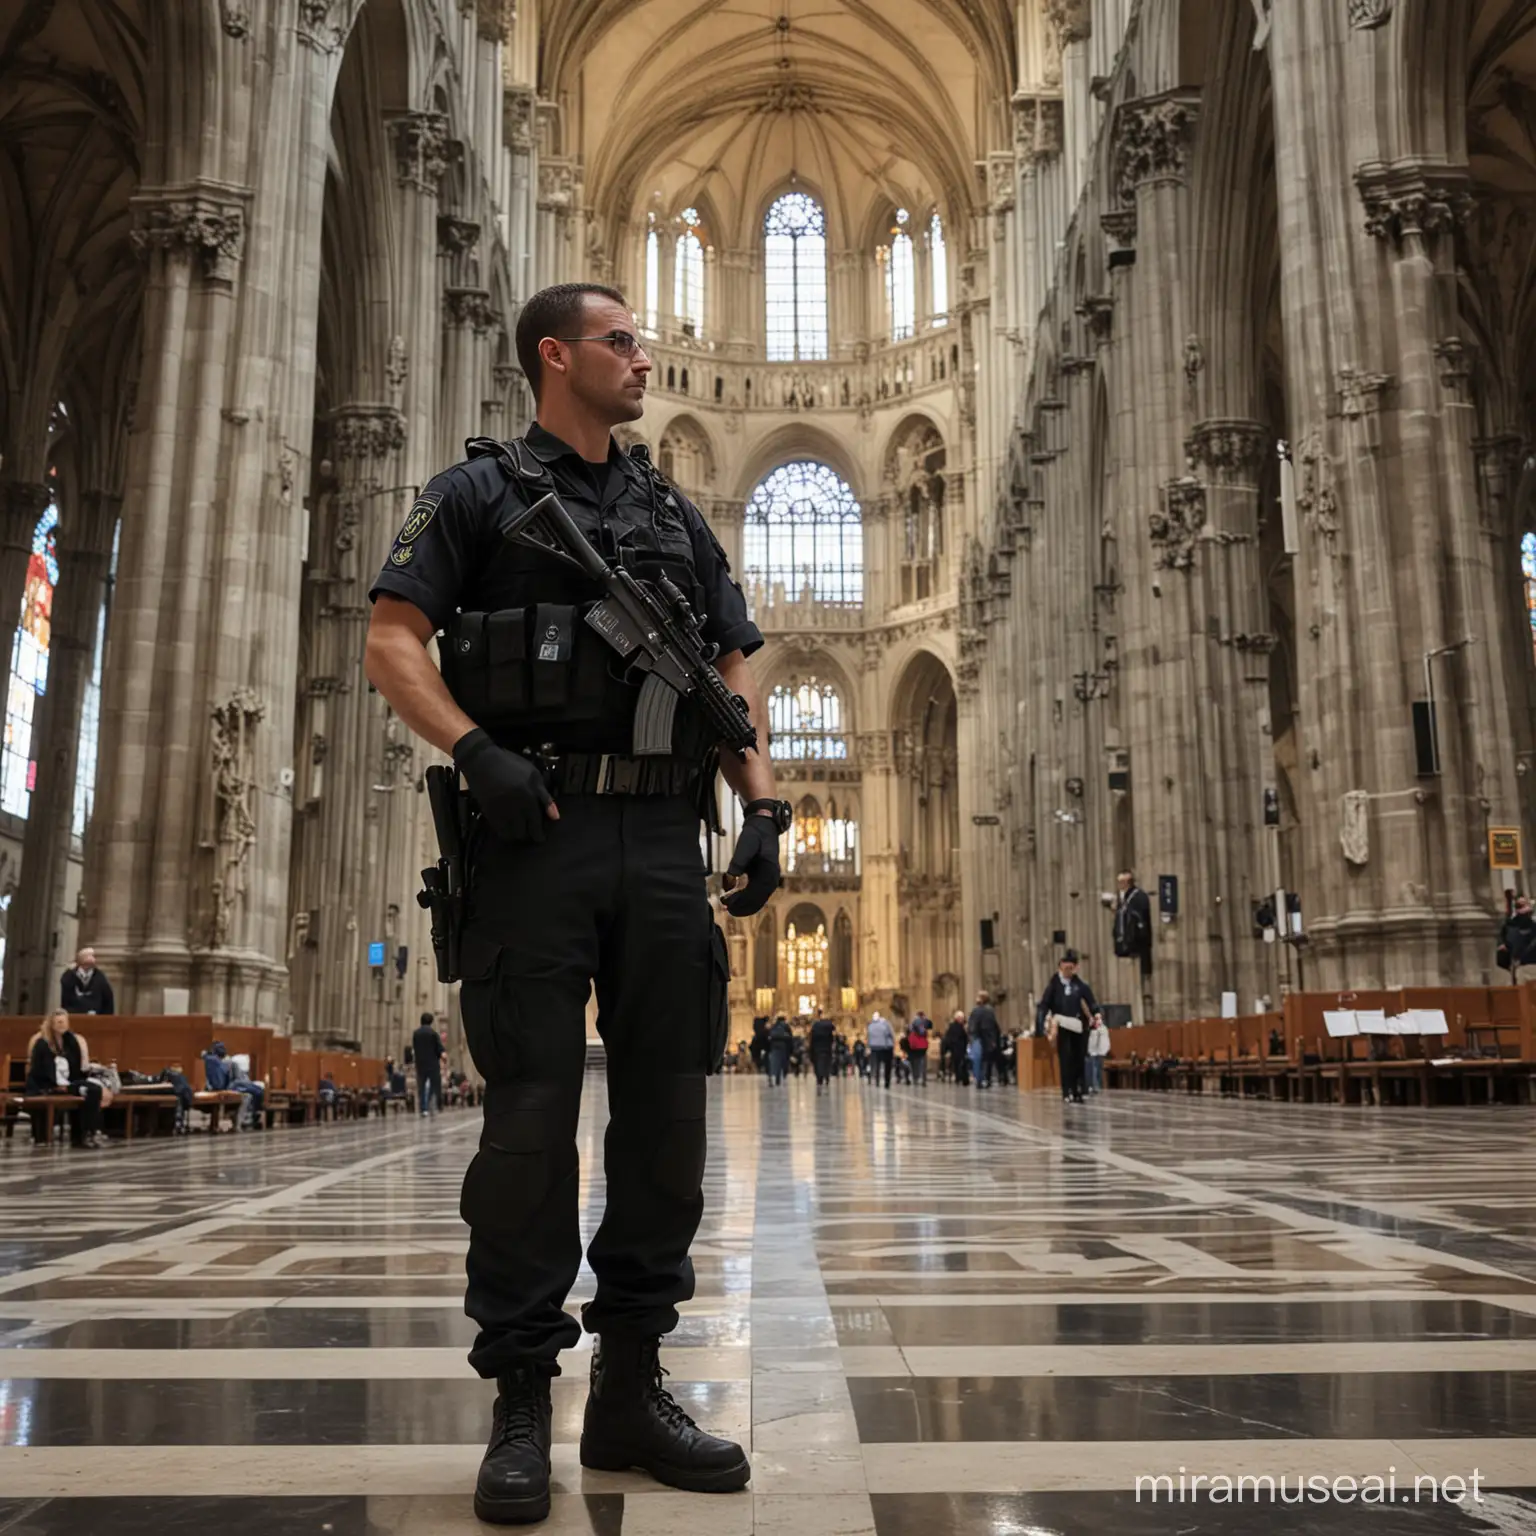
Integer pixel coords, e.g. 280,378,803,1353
538,336,568,382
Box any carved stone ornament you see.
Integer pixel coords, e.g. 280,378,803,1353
437,216,481,257
328,405,406,462
503,86,536,151
1355,160,1473,242
1183,334,1205,388
129,185,249,282
1296,430,1340,553
477,0,515,44
1043,0,1091,46
220,0,251,37
388,112,450,194
1336,366,1394,419
1076,293,1114,343
445,287,498,333
297,0,344,51
1115,90,1202,202
538,159,578,211
987,152,1016,214
1100,207,1138,247
1340,789,1370,866
1433,336,1472,393
1151,478,1206,571
208,688,266,949
385,336,408,409
1472,434,1527,536
1347,0,1392,28
1186,420,1268,484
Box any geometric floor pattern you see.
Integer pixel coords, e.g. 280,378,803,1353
2,1076,1535,1533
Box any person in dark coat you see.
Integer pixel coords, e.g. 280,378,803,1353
766,1016,793,1086
26,1011,109,1146
966,992,1001,1089
941,1013,969,1084
412,1012,445,1115
1036,951,1101,1105
60,947,114,1015
1499,895,1536,983
809,1014,836,1094
1112,871,1153,1015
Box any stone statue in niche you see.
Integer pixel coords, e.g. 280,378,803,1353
208,688,266,948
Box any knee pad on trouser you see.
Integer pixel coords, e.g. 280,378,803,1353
460,1082,577,1240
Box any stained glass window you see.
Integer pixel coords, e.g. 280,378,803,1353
765,192,828,362
744,461,862,606
675,208,705,335
887,209,915,342
1523,532,1536,666
768,677,848,761
787,793,859,873
644,219,660,332
2,503,58,818
930,212,948,326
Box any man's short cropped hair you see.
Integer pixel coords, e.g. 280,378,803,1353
515,282,631,399
419,1011,435,1028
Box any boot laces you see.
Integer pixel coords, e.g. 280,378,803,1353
648,1360,699,1432
493,1371,546,1449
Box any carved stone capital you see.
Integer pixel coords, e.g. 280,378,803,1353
130,184,249,281
538,158,579,211
1336,366,1395,419
986,151,1016,214
1186,420,1269,485
1076,293,1115,344
445,286,498,334
477,0,514,44
437,216,481,257
1114,89,1202,201
1043,0,1091,45
296,0,344,51
1151,478,1206,570
1012,93,1064,168
388,112,450,194
1355,159,1473,243
328,405,406,463
503,85,536,151
220,1,251,37
1347,0,1393,28
1433,336,1472,393
1100,207,1138,249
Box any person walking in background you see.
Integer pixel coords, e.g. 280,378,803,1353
1498,895,1536,983
413,1012,445,1115
867,1012,896,1088
60,947,114,1015
750,1017,768,1074
906,1012,931,1086
967,991,1000,1089
942,1012,969,1085
852,1036,869,1079
809,1013,836,1094
1086,1016,1110,1094
1037,951,1102,1105
766,1015,792,1086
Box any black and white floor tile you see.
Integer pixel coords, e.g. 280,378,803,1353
1,1078,1534,1533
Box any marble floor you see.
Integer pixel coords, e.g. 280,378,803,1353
1,1078,1535,1534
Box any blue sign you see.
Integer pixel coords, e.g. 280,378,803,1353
368,941,386,967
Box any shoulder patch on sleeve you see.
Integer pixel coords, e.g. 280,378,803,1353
389,542,416,567
396,492,442,546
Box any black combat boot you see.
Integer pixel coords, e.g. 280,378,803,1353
474,1361,556,1524
580,1335,751,1492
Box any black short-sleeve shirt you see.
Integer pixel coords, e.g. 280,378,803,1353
369,422,761,661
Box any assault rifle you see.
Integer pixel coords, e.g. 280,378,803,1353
501,491,759,759
417,763,467,983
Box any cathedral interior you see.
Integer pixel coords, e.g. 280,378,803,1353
0,0,1534,1060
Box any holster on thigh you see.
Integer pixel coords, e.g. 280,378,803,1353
460,1079,578,1238
608,1072,707,1204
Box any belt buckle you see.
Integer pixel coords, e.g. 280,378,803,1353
594,753,614,795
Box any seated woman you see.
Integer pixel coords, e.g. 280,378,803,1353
25,1010,112,1148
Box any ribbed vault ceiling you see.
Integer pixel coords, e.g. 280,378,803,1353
543,0,1018,248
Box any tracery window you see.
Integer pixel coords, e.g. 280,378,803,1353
744,461,862,606
72,519,118,841
930,212,948,327
787,793,861,875
644,216,660,332
2,502,58,818
674,207,705,336
885,209,915,342
767,677,848,762
1523,532,1536,666
764,192,828,362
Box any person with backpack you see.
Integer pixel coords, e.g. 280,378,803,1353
905,1012,931,1086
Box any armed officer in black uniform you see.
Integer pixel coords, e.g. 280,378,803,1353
365,283,787,1524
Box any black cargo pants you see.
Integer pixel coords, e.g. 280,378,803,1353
457,792,728,1377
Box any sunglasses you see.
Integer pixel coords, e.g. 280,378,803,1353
557,330,648,359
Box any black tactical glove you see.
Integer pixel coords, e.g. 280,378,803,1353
722,814,781,917
453,728,555,844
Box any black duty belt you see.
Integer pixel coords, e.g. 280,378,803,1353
541,752,698,797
